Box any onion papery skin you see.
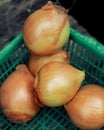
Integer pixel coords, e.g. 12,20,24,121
29,50,70,76
34,61,85,107
64,84,104,130
0,64,40,123
23,1,70,55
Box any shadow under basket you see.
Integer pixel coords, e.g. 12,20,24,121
0,28,104,130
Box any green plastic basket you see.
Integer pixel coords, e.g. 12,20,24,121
0,28,104,130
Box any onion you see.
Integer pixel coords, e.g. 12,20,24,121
33,61,85,107
23,1,70,55
29,50,70,76
0,64,40,123
64,84,104,130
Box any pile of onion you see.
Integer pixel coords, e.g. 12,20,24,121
0,64,40,123
64,84,104,130
29,50,70,76
2,2,101,128
33,61,85,107
23,1,70,55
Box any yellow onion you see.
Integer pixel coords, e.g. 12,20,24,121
64,84,104,130
29,50,70,76
33,61,85,107
0,64,40,123
23,1,70,55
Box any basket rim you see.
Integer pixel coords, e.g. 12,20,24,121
0,28,104,63
70,28,104,58
0,33,23,63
